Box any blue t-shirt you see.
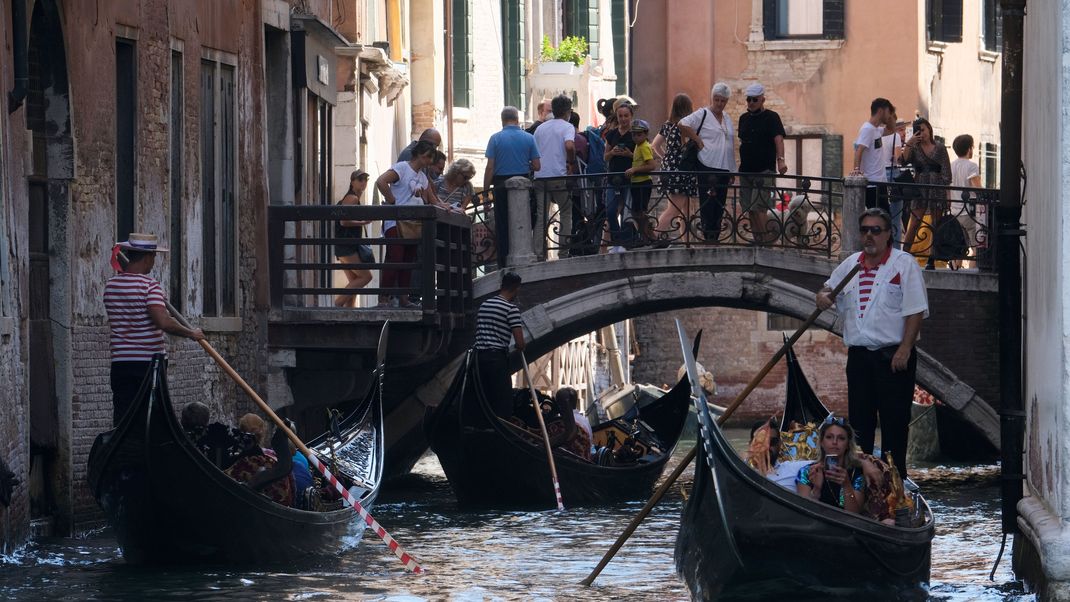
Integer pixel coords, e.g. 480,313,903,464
486,125,540,177
291,451,313,492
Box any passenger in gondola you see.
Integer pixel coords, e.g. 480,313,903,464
180,402,211,440
747,418,812,491
474,272,525,417
224,414,295,506
795,415,866,513
554,388,593,460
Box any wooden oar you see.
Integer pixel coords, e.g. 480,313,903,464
519,350,565,511
580,262,862,586
164,302,423,574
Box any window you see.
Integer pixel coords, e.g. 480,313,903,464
982,0,1002,52
501,0,526,111
115,38,137,242
767,313,804,331
928,0,963,43
170,50,183,311
451,0,473,108
981,142,999,189
563,0,600,60
200,58,237,317
763,0,844,40
611,0,627,94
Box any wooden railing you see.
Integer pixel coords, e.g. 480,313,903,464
267,204,473,324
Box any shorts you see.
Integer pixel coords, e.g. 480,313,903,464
629,180,653,214
739,172,776,212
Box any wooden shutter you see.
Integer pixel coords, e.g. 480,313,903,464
611,0,627,94
502,0,525,110
823,0,845,40
929,0,963,43
763,0,777,39
451,0,472,107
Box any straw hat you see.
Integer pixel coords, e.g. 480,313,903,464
116,233,169,253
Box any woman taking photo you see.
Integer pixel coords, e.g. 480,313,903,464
796,416,866,514
333,169,373,308
375,141,436,308
899,117,952,268
433,158,477,212
652,93,695,245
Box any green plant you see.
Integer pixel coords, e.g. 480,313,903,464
540,35,589,66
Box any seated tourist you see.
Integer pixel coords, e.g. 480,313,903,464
747,418,811,491
180,402,210,438
288,440,315,509
795,415,866,513
554,388,592,460
225,415,295,506
238,413,276,458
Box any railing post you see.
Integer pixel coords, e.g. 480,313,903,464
421,215,437,313
841,175,867,260
506,176,535,267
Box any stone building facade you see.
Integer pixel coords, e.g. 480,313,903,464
0,0,390,551
631,0,1003,181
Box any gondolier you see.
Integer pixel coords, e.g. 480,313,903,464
105,233,204,425
816,208,928,477
474,272,525,418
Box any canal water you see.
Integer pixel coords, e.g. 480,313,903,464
0,436,1033,601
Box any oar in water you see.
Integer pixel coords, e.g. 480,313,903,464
580,263,863,586
519,350,565,511
165,302,424,574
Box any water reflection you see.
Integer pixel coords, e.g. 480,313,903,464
0,441,1032,601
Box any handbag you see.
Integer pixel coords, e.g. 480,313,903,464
932,212,969,261
397,220,422,239
678,109,708,172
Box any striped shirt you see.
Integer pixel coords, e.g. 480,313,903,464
856,246,890,320
104,273,167,362
474,295,523,351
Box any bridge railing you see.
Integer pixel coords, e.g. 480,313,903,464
267,204,473,320
466,171,997,271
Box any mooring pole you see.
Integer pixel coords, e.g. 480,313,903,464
997,0,1026,535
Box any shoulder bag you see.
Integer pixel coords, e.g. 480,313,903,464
678,110,708,172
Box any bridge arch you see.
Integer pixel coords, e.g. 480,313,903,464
422,268,999,449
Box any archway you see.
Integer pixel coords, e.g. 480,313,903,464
26,0,73,535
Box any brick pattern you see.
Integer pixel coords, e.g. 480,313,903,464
632,308,850,425
0,335,28,552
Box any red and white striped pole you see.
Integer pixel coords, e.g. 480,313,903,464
305,453,423,574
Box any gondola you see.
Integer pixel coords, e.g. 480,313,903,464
426,349,692,508
86,355,384,564
675,340,935,600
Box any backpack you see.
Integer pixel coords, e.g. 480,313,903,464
932,214,969,261
584,126,606,174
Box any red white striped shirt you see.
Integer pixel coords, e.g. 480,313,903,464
855,246,891,320
104,273,167,362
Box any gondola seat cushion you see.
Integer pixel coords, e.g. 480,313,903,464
225,453,296,507
778,422,821,462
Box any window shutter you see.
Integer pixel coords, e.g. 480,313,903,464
586,0,600,60
994,2,1003,51
930,0,963,43
451,0,472,107
822,0,845,40
763,0,777,40
611,0,627,95
502,0,526,111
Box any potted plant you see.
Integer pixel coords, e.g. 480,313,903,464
538,35,588,75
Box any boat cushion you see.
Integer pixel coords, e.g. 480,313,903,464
778,422,821,462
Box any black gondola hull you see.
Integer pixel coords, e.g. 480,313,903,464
427,353,692,508
87,358,382,564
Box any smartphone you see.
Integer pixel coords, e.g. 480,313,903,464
825,454,839,470
616,143,627,149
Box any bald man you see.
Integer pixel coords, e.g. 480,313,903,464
398,128,443,162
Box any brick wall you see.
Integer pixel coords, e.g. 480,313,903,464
632,307,850,425
0,329,28,552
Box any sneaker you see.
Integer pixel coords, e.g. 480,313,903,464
609,245,626,254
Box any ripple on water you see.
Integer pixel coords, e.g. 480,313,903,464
0,449,1034,600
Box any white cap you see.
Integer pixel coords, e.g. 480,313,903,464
744,83,765,97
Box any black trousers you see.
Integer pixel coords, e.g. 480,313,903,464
695,165,730,240
111,361,153,426
846,345,917,477
476,350,513,419
491,174,528,269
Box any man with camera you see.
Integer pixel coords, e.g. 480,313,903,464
815,208,929,477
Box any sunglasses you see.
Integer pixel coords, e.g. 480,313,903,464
746,96,761,102
823,415,847,427
859,226,886,235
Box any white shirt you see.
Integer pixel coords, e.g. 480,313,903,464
679,108,736,171
826,248,929,350
854,121,887,183
533,118,576,178
950,157,981,213
574,410,593,442
382,161,428,233
769,460,812,491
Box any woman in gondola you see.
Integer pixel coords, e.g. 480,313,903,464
795,416,866,514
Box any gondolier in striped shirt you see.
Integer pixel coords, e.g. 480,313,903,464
105,233,204,425
474,272,525,417
816,208,928,478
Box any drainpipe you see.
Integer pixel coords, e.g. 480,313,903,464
997,0,1025,536
8,0,27,114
